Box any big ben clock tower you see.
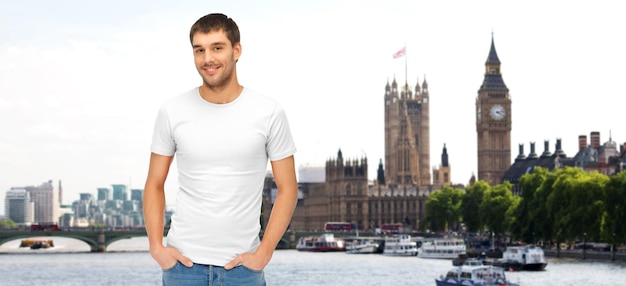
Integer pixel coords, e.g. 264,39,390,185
476,34,511,186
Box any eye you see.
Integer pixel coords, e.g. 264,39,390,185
194,48,204,54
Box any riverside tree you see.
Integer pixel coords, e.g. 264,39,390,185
421,186,463,232
479,181,520,239
461,180,489,233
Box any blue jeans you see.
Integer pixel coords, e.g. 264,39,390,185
162,262,266,286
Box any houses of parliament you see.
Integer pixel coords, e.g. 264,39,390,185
266,37,512,232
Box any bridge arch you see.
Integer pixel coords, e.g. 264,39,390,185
0,230,150,252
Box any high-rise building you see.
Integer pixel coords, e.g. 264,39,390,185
24,180,59,224
130,189,143,201
111,184,127,201
476,35,512,186
97,187,111,201
4,188,34,225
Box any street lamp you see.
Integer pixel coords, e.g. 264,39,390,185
556,231,561,258
583,232,587,260
612,233,616,262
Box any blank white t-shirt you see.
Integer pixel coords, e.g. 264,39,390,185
150,87,296,266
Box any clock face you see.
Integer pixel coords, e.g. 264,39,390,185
477,106,481,120
489,104,505,120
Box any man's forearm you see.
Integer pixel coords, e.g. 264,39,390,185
257,186,297,255
143,186,166,250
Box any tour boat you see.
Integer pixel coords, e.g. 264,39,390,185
418,238,467,259
491,245,547,271
296,233,345,252
435,261,520,286
382,234,418,256
345,238,381,254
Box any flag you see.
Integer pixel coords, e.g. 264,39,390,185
392,47,406,59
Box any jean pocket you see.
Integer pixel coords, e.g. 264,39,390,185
238,264,263,273
162,261,180,272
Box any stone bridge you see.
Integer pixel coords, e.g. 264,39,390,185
0,228,308,252
0,228,160,252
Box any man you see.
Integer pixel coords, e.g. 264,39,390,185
143,13,298,286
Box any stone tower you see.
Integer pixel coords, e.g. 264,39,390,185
384,77,431,189
476,34,512,186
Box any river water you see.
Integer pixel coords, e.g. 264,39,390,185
1,237,624,285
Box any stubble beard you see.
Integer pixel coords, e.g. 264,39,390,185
200,63,235,91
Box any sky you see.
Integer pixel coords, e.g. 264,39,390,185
1,0,624,213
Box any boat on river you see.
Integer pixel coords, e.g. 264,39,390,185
383,234,418,256
296,233,345,252
20,239,54,249
419,238,466,259
490,245,547,271
435,260,520,286
345,237,381,254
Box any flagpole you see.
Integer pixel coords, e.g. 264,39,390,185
404,43,408,91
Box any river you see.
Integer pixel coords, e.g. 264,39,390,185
1,237,624,285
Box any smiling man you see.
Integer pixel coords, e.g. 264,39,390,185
143,13,298,286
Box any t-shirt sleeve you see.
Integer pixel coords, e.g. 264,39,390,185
150,105,176,156
266,103,297,161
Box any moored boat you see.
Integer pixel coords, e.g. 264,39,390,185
383,234,418,256
491,245,547,271
345,237,381,254
419,238,467,259
296,233,345,252
435,262,520,286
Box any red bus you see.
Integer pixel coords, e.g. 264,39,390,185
380,223,403,234
31,223,59,231
324,222,356,232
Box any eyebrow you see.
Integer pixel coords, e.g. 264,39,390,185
192,42,228,49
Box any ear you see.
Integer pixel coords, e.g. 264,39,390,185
233,42,242,62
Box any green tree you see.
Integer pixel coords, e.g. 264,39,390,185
602,170,626,246
548,167,608,242
527,167,558,244
421,186,463,232
479,181,519,236
510,168,545,241
461,180,489,232
0,218,18,228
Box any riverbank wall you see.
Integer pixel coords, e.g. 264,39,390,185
544,249,626,262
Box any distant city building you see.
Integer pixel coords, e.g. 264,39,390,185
502,131,625,194
111,184,127,201
130,189,143,201
66,185,145,228
97,187,111,201
4,188,34,225
24,180,60,224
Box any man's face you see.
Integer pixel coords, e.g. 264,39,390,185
192,30,241,89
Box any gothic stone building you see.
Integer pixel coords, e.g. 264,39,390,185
291,76,452,232
288,38,511,232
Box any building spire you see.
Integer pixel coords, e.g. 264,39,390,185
486,33,501,65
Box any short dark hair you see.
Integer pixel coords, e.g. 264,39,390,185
189,13,240,46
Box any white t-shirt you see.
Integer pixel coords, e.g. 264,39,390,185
150,87,296,266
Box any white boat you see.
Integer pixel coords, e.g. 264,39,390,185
345,238,381,254
491,245,547,271
435,261,520,286
419,238,467,259
383,234,418,256
296,233,345,252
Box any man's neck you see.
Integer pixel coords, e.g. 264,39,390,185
199,84,243,104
